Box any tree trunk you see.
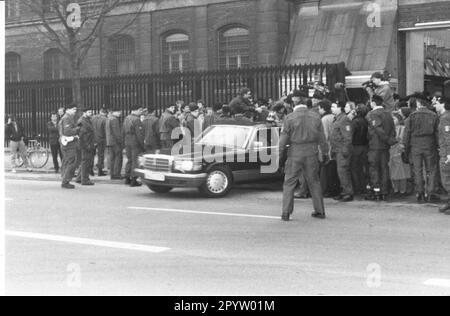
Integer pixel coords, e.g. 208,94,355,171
71,64,82,106
69,32,82,107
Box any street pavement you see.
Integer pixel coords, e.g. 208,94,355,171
4,178,450,296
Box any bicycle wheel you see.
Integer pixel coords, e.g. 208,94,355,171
29,148,50,169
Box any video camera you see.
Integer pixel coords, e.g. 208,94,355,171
362,80,377,90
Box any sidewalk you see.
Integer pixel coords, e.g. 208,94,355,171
4,148,129,184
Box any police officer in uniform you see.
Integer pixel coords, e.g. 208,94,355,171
75,106,95,186
143,106,161,152
123,105,145,187
330,102,354,202
280,88,329,221
437,98,450,214
106,107,124,180
366,95,396,201
159,104,180,150
402,94,440,203
59,103,81,189
92,107,108,176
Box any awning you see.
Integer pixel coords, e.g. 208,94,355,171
284,0,398,74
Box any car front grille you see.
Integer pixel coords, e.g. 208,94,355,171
144,156,172,173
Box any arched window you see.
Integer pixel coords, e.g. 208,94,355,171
5,52,21,82
218,27,250,70
107,35,136,75
44,48,66,80
162,33,191,73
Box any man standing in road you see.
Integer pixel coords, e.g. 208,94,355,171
330,102,354,202
92,107,108,177
143,106,160,152
366,95,396,201
280,88,329,221
59,103,81,189
437,98,450,215
124,105,145,187
106,107,124,180
402,94,440,203
75,106,96,186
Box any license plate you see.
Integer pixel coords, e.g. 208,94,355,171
145,172,165,182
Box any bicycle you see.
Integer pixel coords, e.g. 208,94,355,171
13,135,50,169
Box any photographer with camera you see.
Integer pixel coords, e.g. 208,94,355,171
365,72,395,112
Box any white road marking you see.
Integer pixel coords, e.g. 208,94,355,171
5,230,170,253
5,198,13,201
424,279,450,288
128,206,280,220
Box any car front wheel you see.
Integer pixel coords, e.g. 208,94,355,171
199,166,233,198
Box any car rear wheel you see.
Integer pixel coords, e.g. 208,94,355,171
147,184,173,194
199,166,233,198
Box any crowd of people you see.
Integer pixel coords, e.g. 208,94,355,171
5,71,450,216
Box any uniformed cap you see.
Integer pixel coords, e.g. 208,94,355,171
413,93,429,103
131,104,143,111
312,90,325,100
66,103,77,110
291,85,309,98
189,104,200,112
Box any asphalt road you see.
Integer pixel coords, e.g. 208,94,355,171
4,179,450,296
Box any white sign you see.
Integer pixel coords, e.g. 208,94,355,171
66,3,81,29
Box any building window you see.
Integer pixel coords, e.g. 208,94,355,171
5,52,21,82
218,27,250,70
162,33,191,73
6,0,20,18
107,35,136,75
44,48,66,80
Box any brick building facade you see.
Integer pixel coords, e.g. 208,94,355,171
5,0,450,96
5,0,291,81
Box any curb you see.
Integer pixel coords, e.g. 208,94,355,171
5,172,125,185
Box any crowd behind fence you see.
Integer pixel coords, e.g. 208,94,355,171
5,62,346,147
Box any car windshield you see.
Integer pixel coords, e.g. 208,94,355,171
197,125,252,149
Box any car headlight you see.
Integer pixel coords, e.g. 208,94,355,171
174,160,202,172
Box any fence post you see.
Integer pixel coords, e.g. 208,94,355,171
31,87,37,137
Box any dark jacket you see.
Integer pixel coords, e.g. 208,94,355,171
403,107,439,152
143,114,161,150
279,106,328,157
5,121,25,142
59,113,80,149
78,116,95,151
159,110,180,141
229,96,253,115
123,114,144,149
366,107,396,151
92,114,107,144
439,111,450,158
47,121,60,145
106,115,123,147
186,114,202,138
330,113,353,154
352,116,369,146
